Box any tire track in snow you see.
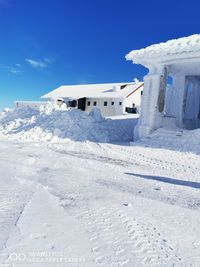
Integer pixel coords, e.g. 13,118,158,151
71,205,182,267
49,145,200,179
48,148,131,167
47,146,200,210
104,144,200,178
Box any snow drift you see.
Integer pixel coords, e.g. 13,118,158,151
0,104,137,143
135,127,200,155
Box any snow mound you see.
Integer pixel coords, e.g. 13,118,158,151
135,127,200,155
89,107,104,122
0,104,137,143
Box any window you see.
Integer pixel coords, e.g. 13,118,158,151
125,107,137,114
119,102,122,106
93,101,97,106
87,101,90,106
104,101,107,106
120,84,127,90
111,101,114,106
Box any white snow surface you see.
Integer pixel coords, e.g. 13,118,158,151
0,135,200,266
0,107,200,266
135,127,200,155
126,34,200,63
0,104,137,142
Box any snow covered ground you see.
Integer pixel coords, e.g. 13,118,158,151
0,135,200,266
0,107,200,266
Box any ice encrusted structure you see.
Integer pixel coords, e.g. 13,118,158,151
126,34,200,140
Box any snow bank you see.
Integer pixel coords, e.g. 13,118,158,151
0,104,137,143
135,127,200,155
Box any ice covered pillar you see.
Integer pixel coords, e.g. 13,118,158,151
173,75,185,127
134,65,167,140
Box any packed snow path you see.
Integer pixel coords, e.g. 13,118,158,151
0,139,200,266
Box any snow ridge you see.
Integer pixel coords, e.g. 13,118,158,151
0,105,137,143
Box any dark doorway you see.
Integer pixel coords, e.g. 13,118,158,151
183,76,200,129
78,98,86,111
69,100,77,107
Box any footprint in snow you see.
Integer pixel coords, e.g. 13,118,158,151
122,203,132,207
154,187,161,191
30,233,47,239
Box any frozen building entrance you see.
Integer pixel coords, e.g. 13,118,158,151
183,76,200,129
126,34,200,140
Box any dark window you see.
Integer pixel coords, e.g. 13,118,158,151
120,84,127,90
119,102,122,106
93,101,97,106
104,101,107,106
125,107,137,114
111,101,114,106
141,91,143,95
87,101,90,106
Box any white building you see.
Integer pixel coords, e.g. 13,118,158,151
41,82,144,117
14,101,48,110
126,34,200,140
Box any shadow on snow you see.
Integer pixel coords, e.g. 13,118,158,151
125,172,200,190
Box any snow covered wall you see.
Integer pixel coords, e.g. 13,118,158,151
0,104,137,143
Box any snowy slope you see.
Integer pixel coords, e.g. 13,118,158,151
0,138,199,266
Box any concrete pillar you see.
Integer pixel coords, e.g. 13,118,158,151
134,65,167,140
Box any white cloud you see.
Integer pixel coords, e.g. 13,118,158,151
25,58,51,69
0,63,23,75
9,68,24,74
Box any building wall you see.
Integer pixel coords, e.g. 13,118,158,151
84,91,142,117
85,98,124,116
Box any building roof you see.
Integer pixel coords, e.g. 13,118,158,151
126,34,200,66
41,82,144,100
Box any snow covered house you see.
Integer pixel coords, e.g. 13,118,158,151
126,34,200,140
41,82,144,117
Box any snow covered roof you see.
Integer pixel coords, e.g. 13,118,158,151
126,34,200,65
41,82,144,100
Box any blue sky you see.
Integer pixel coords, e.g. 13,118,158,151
0,0,199,110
